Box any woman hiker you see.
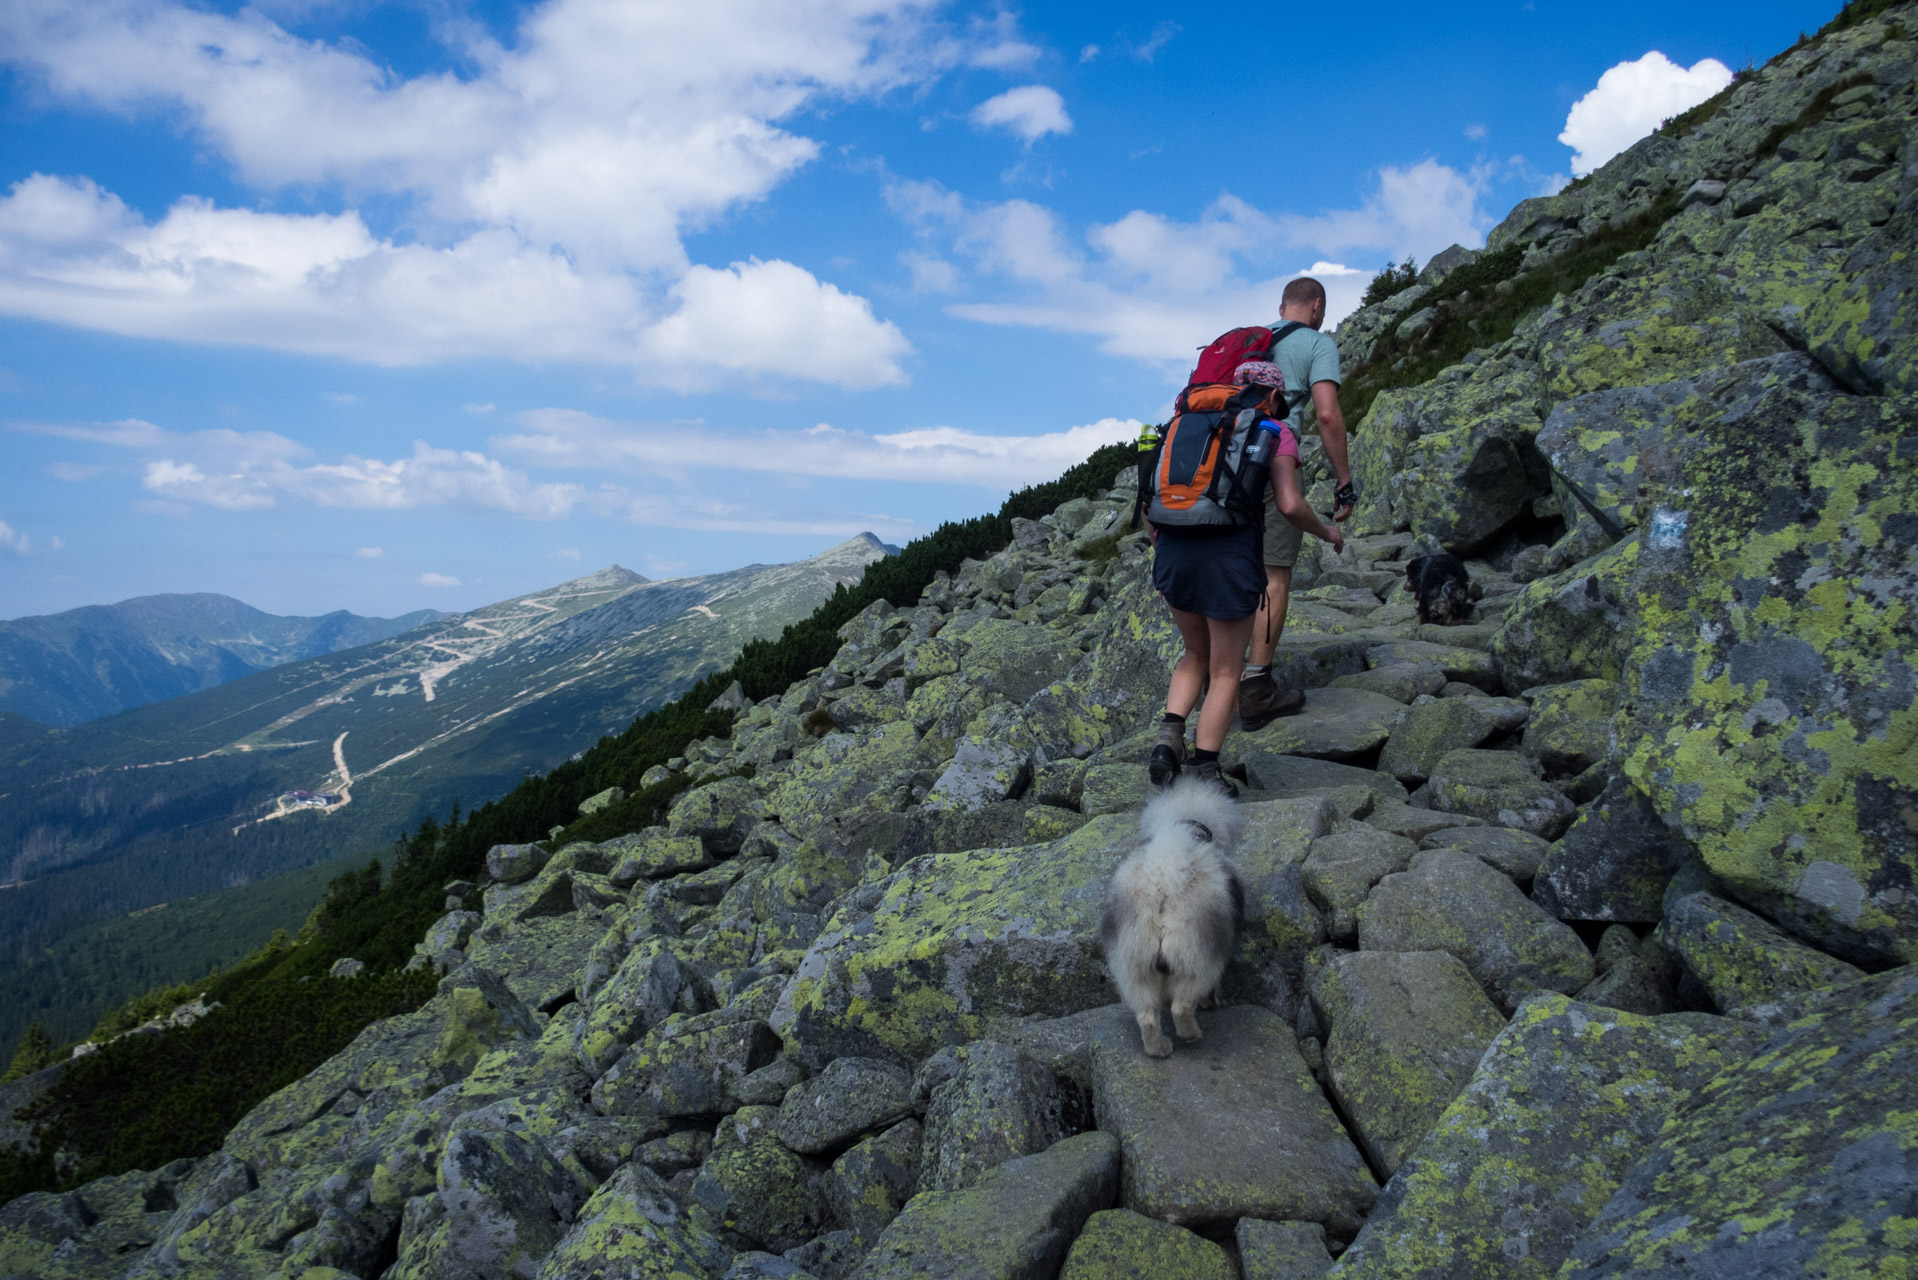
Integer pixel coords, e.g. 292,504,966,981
1148,361,1345,793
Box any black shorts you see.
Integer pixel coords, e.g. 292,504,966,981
1151,525,1264,620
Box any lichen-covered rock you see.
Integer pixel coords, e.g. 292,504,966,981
608,830,715,885
1363,801,1481,843
1560,967,1918,1279
956,618,1081,703
1088,1005,1377,1235
1059,1208,1235,1280
593,1012,781,1119
772,815,1132,1068
776,1057,913,1154
1518,680,1615,777
918,1040,1082,1194
1417,825,1550,883
466,914,609,1011
1303,827,1419,945
668,775,766,856
1572,936,1683,1017
488,843,552,885
1238,687,1408,761
1240,754,1407,803
1237,1218,1333,1280
691,1106,827,1252
1330,662,1447,704
1330,996,1767,1280
1365,641,1498,692
848,1130,1119,1280
574,939,686,1077
923,736,1031,813
825,1119,921,1245
536,1161,730,1280
1531,775,1687,922
766,723,943,836
1656,890,1865,1024
1490,540,1638,693
1310,950,1508,1177
434,1126,587,1279
1426,748,1576,840
1603,355,1918,965
1376,700,1500,784
1360,848,1594,1012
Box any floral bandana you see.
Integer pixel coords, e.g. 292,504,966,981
1231,360,1287,391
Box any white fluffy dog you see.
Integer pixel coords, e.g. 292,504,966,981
1099,776,1246,1057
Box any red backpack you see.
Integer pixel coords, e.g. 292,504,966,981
1175,320,1306,413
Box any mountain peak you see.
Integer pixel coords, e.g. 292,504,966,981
569,565,650,590
808,533,901,570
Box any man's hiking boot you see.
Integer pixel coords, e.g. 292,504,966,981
1238,671,1305,731
1188,759,1240,798
1148,721,1186,787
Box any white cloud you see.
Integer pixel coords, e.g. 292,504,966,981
1274,159,1490,265
1464,123,1488,141
1559,51,1734,177
887,169,1470,367
901,250,958,293
1079,44,1100,63
0,520,27,552
497,410,1138,489
17,417,581,517
418,572,461,587
48,534,62,550
638,257,912,389
550,547,581,560
0,0,995,380
356,545,383,558
1134,22,1179,62
969,86,1072,144
325,391,357,404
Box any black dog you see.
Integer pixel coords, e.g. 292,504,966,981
1404,553,1483,625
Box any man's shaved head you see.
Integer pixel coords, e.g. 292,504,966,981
1281,277,1327,310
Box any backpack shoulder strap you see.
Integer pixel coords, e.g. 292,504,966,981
1268,320,1308,348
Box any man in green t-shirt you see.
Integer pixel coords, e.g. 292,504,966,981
1239,276,1357,729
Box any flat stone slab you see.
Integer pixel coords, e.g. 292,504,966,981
1376,699,1500,784
1365,641,1498,691
1239,754,1408,802
1560,968,1918,1280
849,1130,1119,1280
1419,826,1551,883
1237,1218,1333,1280
1239,688,1406,761
1656,890,1864,1024
1060,1208,1234,1280
1330,662,1447,703
1427,748,1576,840
1363,801,1482,842
1333,996,1767,1280
1360,849,1594,1012
1310,950,1507,1176
1088,1005,1377,1235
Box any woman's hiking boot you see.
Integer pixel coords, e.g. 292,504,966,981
1148,720,1186,787
1187,758,1240,798
1237,671,1304,731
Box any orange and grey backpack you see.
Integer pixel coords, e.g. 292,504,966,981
1135,381,1279,534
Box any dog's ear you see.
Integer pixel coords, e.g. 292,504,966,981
1098,894,1129,951
1405,555,1429,582
1226,868,1246,931
1469,582,1484,601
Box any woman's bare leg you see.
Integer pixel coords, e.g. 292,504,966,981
1195,615,1255,751
1165,606,1213,718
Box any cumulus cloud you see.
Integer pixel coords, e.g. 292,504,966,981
16,417,581,517
496,410,1138,489
356,545,382,558
1560,51,1734,177
638,258,911,388
1133,22,1179,62
0,520,27,552
969,86,1072,143
887,169,1464,366
0,0,987,381
550,547,581,560
418,572,461,587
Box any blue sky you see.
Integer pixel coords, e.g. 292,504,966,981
1,0,1832,621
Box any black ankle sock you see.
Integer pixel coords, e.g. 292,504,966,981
1189,748,1220,765
1161,711,1187,725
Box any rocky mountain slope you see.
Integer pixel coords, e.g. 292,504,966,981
0,539,892,1053
0,594,441,728
3,6,1915,1277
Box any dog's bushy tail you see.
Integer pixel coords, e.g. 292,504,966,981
1140,775,1242,849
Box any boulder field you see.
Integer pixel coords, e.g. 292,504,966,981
5,10,1917,1279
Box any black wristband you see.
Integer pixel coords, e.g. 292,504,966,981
1335,481,1358,506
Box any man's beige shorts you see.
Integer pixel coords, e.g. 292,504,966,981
1262,490,1304,568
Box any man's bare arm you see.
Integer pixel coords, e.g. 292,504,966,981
1312,380,1354,520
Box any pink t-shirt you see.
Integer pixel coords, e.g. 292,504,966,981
1262,419,1301,461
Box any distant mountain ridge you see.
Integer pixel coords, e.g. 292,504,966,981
0,593,443,727
0,535,892,1049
